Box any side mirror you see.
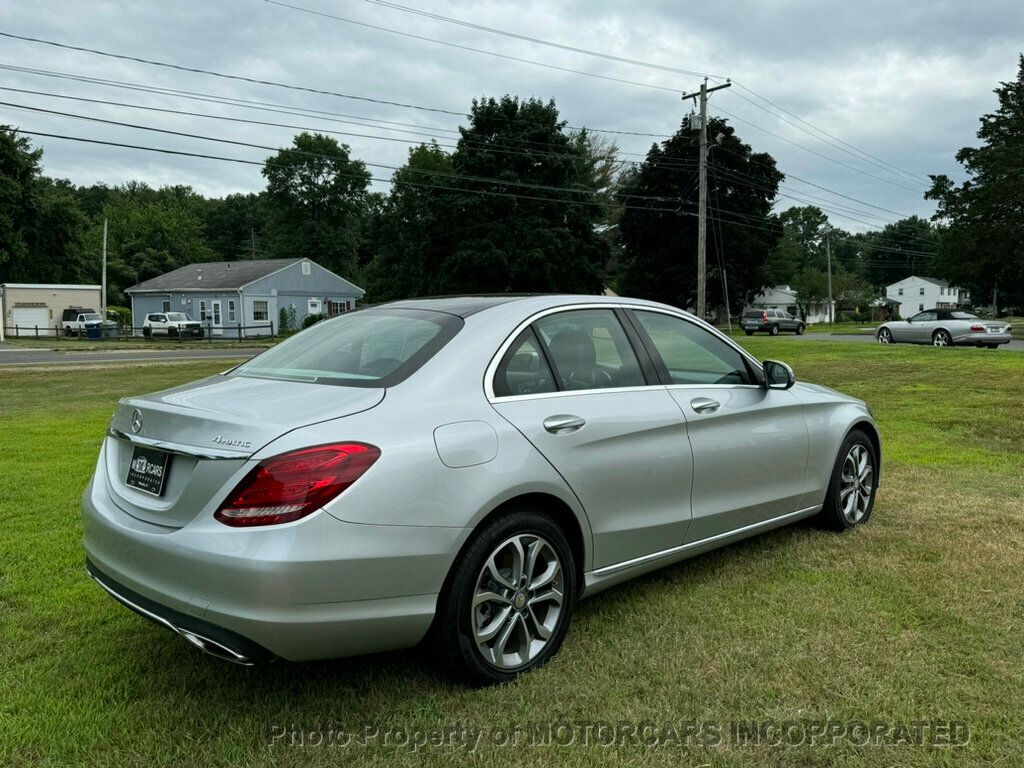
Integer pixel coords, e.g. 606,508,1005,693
762,360,796,390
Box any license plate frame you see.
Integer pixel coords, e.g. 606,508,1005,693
126,445,171,497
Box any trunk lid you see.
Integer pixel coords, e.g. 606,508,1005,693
104,373,384,528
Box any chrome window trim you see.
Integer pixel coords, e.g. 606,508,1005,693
591,505,820,577
485,302,765,402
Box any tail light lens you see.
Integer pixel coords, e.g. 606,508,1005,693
215,443,380,527
970,325,985,332
762,311,769,322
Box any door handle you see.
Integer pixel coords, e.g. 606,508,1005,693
690,397,721,414
543,415,586,434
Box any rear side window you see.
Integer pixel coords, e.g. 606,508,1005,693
534,309,646,391
231,309,462,387
633,310,754,385
493,329,557,397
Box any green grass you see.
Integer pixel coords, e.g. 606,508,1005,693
2,343,1023,767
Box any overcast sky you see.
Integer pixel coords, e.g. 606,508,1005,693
3,0,1022,232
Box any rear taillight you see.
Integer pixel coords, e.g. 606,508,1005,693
970,325,985,332
215,443,380,527
762,312,769,322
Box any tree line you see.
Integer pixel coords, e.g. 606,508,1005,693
2,57,1022,315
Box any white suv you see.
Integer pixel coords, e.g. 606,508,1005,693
142,312,205,338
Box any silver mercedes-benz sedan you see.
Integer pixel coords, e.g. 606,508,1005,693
83,295,880,684
877,308,1013,348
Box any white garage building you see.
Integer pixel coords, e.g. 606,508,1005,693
0,283,103,339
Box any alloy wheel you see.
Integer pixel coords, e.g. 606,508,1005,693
933,331,950,347
877,329,891,344
471,533,564,670
839,444,873,524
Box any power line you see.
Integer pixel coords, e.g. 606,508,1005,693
265,0,684,95
4,105,692,207
354,0,929,187
0,30,467,116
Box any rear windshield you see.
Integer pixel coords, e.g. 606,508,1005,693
230,309,462,387
743,309,767,318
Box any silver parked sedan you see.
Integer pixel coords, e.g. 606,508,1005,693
877,309,1013,348
83,295,880,684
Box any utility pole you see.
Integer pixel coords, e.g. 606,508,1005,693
825,227,833,325
681,77,731,320
101,217,108,320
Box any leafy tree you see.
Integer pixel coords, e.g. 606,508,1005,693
927,55,1024,309
0,128,42,281
262,132,371,278
617,116,783,314
367,97,608,299
858,216,940,287
204,192,267,261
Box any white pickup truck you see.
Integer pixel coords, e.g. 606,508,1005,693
62,310,103,336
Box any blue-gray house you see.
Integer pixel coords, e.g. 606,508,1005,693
125,258,364,338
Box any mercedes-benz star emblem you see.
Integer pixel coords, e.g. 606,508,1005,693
130,409,143,434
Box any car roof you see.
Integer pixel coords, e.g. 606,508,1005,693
372,294,680,319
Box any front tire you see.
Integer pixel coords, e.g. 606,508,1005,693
432,508,577,686
877,328,892,344
817,430,877,531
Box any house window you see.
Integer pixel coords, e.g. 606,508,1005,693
326,300,348,316
301,261,311,276
253,300,269,322
199,300,208,321
227,300,236,323
919,303,924,311
898,288,903,296
919,287,925,296
162,299,171,312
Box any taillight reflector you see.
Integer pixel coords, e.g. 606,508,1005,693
215,442,380,527
970,325,985,332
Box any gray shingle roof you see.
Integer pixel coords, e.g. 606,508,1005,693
126,259,302,292
912,276,950,287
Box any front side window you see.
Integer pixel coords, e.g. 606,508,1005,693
493,329,557,397
232,309,461,387
633,310,754,385
533,309,645,391
913,311,936,322
253,300,269,322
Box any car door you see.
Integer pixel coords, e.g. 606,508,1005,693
907,311,936,343
489,307,694,569
625,308,810,542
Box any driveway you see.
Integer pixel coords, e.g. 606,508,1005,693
778,332,1024,351
0,346,265,367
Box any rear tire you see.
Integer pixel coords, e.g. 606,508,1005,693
432,508,577,686
795,324,805,335
744,330,755,336
817,429,878,531
142,327,152,338
770,324,780,336
933,329,952,347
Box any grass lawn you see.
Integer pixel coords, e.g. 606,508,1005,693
2,342,1022,767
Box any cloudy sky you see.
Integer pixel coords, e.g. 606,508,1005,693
3,0,1022,232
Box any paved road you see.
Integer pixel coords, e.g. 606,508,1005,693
0,346,264,367
777,332,1024,351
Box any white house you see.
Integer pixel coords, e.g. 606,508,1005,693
885,276,969,318
748,285,834,323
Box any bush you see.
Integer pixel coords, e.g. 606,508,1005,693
303,313,325,329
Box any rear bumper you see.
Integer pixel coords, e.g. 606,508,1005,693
82,475,468,662
954,333,1012,346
